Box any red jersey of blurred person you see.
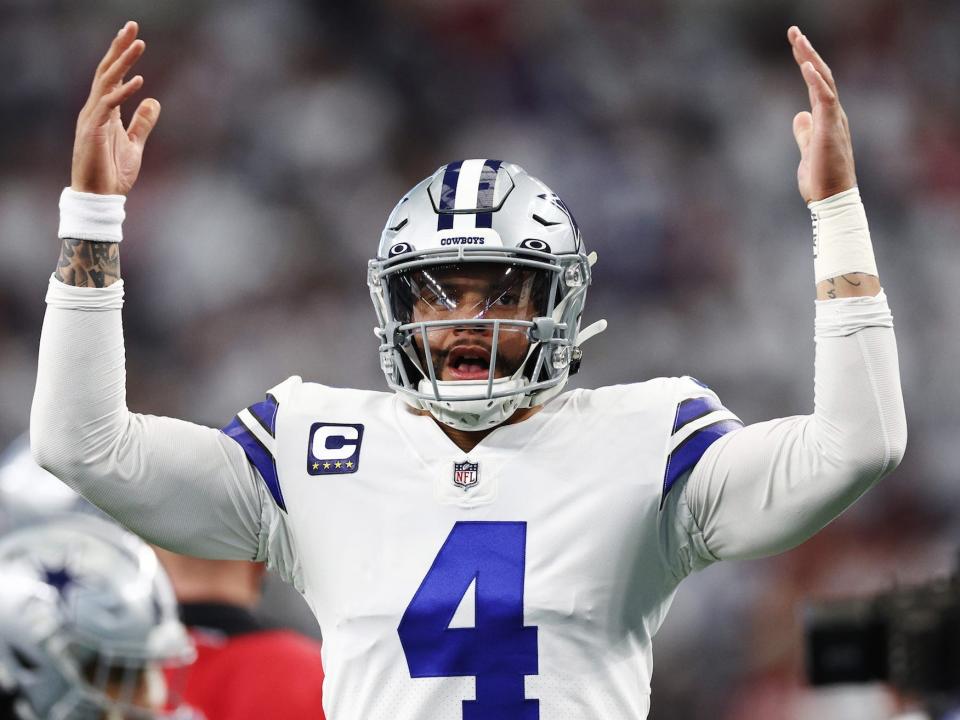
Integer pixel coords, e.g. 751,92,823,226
166,604,325,720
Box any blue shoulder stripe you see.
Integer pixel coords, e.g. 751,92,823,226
246,394,279,438
221,416,287,512
661,418,743,509
672,395,724,434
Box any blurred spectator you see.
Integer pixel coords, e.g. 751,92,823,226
152,550,326,720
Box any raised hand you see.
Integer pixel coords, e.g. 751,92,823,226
71,21,160,196
788,26,856,203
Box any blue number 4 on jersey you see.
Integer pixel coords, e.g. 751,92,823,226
398,521,539,720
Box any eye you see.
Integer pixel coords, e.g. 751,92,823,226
493,291,520,306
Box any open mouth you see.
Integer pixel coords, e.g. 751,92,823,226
444,345,493,381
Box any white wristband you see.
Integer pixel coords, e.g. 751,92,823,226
58,187,126,243
809,186,878,284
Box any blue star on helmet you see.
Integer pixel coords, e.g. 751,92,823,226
41,565,77,596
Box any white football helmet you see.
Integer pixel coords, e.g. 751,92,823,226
0,515,196,720
368,159,606,430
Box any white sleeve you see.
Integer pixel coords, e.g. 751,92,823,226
30,275,297,572
679,289,907,562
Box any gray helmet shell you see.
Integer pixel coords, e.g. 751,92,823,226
0,515,194,720
369,160,605,431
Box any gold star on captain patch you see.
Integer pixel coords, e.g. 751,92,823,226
345,461,354,469
312,462,319,470
335,461,343,469
322,462,331,470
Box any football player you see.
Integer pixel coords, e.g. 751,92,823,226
0,515,196,720
32,21,906,719
0,439,325,720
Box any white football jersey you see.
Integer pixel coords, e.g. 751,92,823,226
222,375,742,720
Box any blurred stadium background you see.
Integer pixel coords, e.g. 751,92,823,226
1,0,957,717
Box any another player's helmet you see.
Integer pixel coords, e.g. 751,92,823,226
369,160,606,430
0,515,195,720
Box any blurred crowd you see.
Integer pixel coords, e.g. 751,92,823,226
1,0,958,717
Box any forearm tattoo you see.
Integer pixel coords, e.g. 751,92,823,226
824,273,863,299
55,239,120,288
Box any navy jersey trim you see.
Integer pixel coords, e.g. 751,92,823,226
222,414,287,512
247,394,279,438
661,396,743,510
672,395,724,434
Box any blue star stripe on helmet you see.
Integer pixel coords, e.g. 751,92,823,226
221,416,287,512
246,394,279,438
661,419,743,508
672,395,725,435
475,159,502,229
436,160,463,231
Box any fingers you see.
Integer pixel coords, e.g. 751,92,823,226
89,74,144,125
787,25,838,98
127,98,161,146
800,61,837,110
94,21,139,82
82,22,149,126
98,37,146,93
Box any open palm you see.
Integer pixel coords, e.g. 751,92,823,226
72,22,160,196
787,26,856,203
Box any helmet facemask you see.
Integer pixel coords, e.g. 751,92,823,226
371,248,596,430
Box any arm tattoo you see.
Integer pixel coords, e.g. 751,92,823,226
819,272,871,300
55,239,120,288
826,278,837,299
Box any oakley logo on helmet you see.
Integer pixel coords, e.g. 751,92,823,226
519,238,551,253
440,236,485,246
307,423,364,475
389,242,412,257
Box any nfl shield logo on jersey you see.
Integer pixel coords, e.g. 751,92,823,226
452,461,479,491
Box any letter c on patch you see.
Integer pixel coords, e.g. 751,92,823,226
312,425,360,460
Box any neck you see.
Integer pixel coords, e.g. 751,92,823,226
430,405,542,453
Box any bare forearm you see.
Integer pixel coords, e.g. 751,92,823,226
816,271,880,300
54,239,120,288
